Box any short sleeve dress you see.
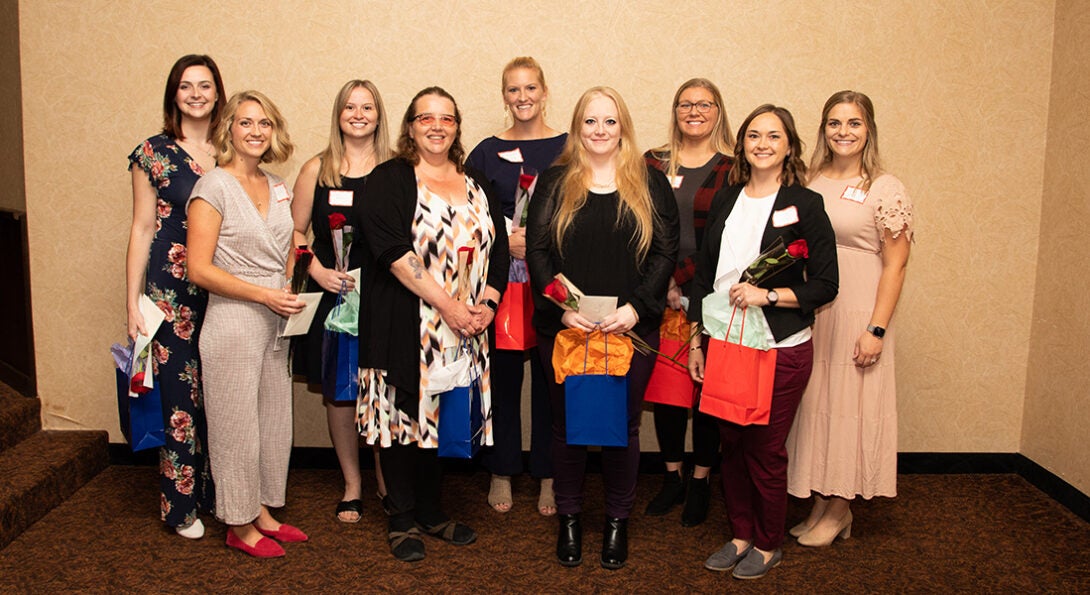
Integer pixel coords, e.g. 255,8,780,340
127,134,214,528
786,173,914,499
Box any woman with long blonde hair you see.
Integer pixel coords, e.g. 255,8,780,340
290,79,392,523
526,86,679,570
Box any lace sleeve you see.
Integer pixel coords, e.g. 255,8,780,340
872,175,914,243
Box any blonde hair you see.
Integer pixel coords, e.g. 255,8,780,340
501,56,548,94
648,78,734,179
316,80,391,188
808,90,883,190
551,87,656,263
213,90,294,165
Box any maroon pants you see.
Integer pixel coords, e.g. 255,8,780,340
538,331,658,519
717,340,813,551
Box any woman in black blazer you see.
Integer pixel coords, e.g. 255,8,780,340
687,104,837,580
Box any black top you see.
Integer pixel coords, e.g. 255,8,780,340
292,174,368,384
526,164,680,338
688,183,839,342
357,158,509,403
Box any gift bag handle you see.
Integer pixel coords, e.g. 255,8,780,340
581,331,610,374
727,304,745,347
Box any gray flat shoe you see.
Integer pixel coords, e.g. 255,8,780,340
704,541,753,572
732,548,783,580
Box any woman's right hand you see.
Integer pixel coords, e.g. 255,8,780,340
127,307,147,342
561,310,596,333
263,287,306,317
666,277,683,310
688,345,705,383
440,299,478,338
310,260,355,293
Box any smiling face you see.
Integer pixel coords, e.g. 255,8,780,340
174,65,217,121
579,94,621,159
409,93,457,159
743,112,789,175
230,100,273,161
503,67,547,124
339,86,377,140
675,85,718,142
823,101,868,162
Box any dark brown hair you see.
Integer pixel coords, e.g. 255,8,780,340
161,54,226,140
728,104,807,187
395,86,465,172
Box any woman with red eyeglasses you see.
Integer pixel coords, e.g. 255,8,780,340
357,87,509,562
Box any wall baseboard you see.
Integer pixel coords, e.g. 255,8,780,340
108,446,1089,523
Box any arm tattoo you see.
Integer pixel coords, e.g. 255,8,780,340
408,255,424,279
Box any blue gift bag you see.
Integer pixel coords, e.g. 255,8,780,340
322,330,359,402
114,368,166,452
437,379,484,459
563,334,629,447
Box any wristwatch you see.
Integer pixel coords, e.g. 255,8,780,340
766,289,779,306
866,324,886,338
483,298,500,313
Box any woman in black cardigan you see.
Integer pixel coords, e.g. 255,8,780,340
357,87,509,563
687,104,837,580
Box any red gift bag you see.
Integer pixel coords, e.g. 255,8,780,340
495,281,537,350
698,307,777,426
643,309,696,407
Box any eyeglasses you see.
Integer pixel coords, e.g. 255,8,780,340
413,113,458,127
676,101,717,114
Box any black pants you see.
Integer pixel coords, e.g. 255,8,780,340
652,402,720,468
379,444,445,530
482,347,553,478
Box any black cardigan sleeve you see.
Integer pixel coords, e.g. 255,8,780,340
627,166,679,324
466,165,509,298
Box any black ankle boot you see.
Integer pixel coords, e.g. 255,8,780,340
645,469,685,516
600,517,628,570
681,475,711,527
556,513,582,567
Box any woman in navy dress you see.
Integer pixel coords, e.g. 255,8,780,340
125,54,225,539
466,57,566,516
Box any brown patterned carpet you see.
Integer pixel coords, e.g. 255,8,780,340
0,466,1087,593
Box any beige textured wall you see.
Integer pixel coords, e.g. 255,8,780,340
19,2,1057,459
0,2,25,212
1023,0,1090,495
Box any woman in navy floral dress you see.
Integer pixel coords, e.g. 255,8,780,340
125,55,225,539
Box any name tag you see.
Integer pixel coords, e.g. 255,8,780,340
328,189,353,207
497,148,524,163
273,183,291,202
771,206,799,228
840,185,867,203
668,175,683,189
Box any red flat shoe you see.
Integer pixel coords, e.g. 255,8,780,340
226,530,285,558
256,523,309,543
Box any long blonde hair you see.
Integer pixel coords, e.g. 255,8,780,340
552,87,655,263
648,78,734,179
317,80,391,188
808,90,883,190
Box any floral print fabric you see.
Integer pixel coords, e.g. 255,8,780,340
128,134,214,527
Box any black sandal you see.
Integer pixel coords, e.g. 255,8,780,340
417,520,477,545
388,527,425,562
335,499,363,523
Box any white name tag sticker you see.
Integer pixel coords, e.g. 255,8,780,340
840,186,867,203
771,206,799,228
497,148,524,163
273,183,291,202
668,175,684,189
328,189,354,207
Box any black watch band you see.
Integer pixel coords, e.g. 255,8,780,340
866,324,886,338
483,298,500,313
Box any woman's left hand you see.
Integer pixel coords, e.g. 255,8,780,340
468,303,495,336
853,331,883,368
728,282,769,308
599,304,638,335
508,227,527,260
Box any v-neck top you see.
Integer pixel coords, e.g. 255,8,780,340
188,167,294,279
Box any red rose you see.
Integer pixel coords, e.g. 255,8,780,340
544,279,569,303
329,213,347,230
294,246,312,261
518,172,536,191
787,240,809,259
130,372,152,394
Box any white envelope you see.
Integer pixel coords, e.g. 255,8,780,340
279,292,324,336
348,268,361,294
135,295,166,389
577,295,618,324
